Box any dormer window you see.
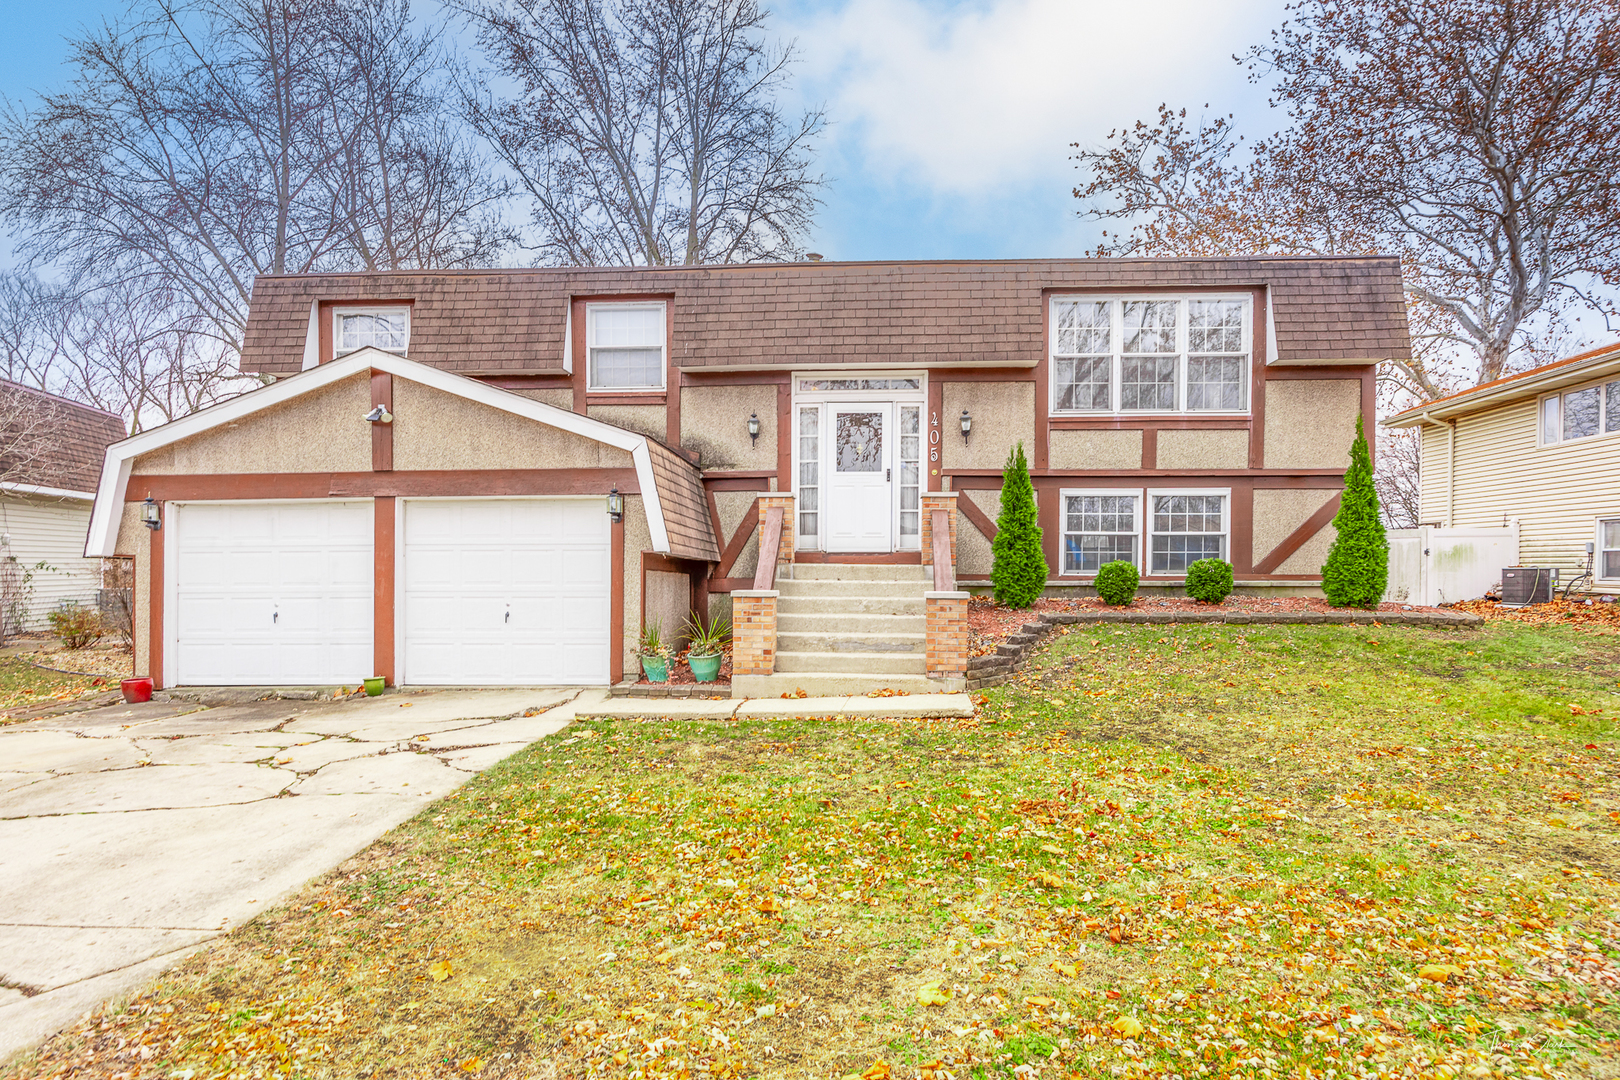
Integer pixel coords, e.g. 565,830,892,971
336,308,409,355
587,302,666,391
1049,295,1250,415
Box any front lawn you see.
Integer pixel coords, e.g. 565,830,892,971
12,622,1619,1079
0,652,117,718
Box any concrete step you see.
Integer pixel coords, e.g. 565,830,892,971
776,631,926,654
776,595,926,616
776,612,924,634
776,579,929,598
731,672,966,698
788,562,929,581
773,650,928,675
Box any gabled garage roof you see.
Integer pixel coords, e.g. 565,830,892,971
86,350,718,561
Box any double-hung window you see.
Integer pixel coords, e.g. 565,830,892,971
1062,491,1140,573
335,308,409,355
1540,379,1620,444
1600,519,1620,581
1149,491,1229,572
588,303,666,391
1050,296,1249,415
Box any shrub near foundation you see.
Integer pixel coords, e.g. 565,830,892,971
1094,560,1139,605
1185,558,1235,603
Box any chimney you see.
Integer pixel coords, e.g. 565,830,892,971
805,252,824,262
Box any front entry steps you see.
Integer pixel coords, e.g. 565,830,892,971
730,562,966,698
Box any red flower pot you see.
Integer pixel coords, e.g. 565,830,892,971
120,677,154,704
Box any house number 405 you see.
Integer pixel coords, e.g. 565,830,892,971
928,410,940,462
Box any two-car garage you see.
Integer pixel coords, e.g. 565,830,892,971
167,498,611,686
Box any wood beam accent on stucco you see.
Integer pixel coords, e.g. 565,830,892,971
374,496,395,684
1252,492,1342,575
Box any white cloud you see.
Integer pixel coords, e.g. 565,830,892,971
782,0,1281,195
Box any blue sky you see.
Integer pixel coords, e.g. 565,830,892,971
0,0,1286,264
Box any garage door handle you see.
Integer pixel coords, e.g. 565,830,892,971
504,610,510,624
272,611,278,624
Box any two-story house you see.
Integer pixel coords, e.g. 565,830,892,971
85,256,1409,694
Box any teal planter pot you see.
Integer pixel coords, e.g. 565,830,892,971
688,653,722,682
641,656,670,683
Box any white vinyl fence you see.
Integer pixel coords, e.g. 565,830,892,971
1385,524,1519,607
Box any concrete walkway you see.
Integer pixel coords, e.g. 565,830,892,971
0,686,605,1065
577,692,976,720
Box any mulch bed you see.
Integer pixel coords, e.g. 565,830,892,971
1451,596,1620,631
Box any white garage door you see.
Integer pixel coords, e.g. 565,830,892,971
171,501,374,685
402,499,611,686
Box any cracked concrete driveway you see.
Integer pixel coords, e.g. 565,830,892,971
0,685,605,1063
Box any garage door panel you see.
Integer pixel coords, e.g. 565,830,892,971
403,499,609,686
173,501,373,686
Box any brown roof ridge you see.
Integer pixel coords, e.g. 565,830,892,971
1392,339,1620,417
0,377,125,420
249,253,1403,280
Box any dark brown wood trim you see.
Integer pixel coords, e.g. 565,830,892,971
704,487,725,564
149,521,164,688
707,576,753,593
1263,366,1375,380
944,468,1346,483
958,493,998,542
571,300,588,413
374,497,395,684
1361,366,1377,466
466,372,574,384
370,370,393,472
1141,427,1158,471
714,502,760,579
702,473,775,489
927,374,944,490
681,370,793,386
611,515,624,684
318,300,334,365
586,393,668,406
792,551,922,564
643,552,703,575
776,382,792,489
666,301,680,447
1034,304,1050,470
1046,417,1253,430
927,368,1038,382
1230,483,1254,576
128,469,641,502
1252,492,1341,575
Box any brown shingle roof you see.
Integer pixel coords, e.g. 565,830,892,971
645,439,719,562
240,257,1410,376
0,380,127,494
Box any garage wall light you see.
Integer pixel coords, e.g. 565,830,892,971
747,412,760,446
959,408,972,442
606,487,625,524
364,404,393,424
141,496,162,531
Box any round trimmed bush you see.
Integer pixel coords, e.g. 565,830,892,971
1094,560,1139,605
1185,558,1235,603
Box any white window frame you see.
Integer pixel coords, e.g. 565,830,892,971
1598,517,1620,583
1058,487,1143,577
1144,487,1232,576
1537,377,1620,446
1048,294,1251,417
333,306,410,357
586,301,667,392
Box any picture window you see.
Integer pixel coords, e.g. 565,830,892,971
1050,296,1249,415
336,309,409,355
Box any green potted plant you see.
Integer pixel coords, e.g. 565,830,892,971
682,611,730,682
637,619,673,683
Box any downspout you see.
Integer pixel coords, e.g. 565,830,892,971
1446,418,1457,529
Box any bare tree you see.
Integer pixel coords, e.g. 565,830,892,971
1074,0,1620,402
0,382,65,493
0,0,510,350
455,0,824,266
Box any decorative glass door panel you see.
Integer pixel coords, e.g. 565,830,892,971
825,404,893,551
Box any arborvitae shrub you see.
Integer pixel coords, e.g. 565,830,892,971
1184,558,1234,603
991,441,1048,608
1322,415,1390,607
1094,560,1139,605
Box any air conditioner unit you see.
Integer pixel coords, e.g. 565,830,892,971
1501,566,1556,607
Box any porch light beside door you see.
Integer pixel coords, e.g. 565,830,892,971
141,496,162,531
960,408,972,441
606,487,625,523
748,412,760,446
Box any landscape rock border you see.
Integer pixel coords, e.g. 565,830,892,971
966,607,1482,691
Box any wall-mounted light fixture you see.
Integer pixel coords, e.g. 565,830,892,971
141,496,162,531
364,404,393,424
959,408,973,442
606,487,624,524
747,412,760,447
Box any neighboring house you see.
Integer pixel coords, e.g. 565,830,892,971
1,381,127,632
1385,340,1620,593
86,256,1409,691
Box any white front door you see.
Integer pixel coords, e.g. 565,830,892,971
825,403,893,552
401,498,610,686
170,501,374,685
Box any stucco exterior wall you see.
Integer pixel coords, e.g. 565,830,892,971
588,404,666,440
713,489,759,579
112,504,149,678
132,373,372,475
1047,429,1142,471
1156,429,1249,471
392,380,634,471
957,488,1001,579
644,568,691,650
622,495,649,675
509,387,576,410
1263,379,1361,469
940,382,1034,471
1252,488,1338,575
680,384,778,470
